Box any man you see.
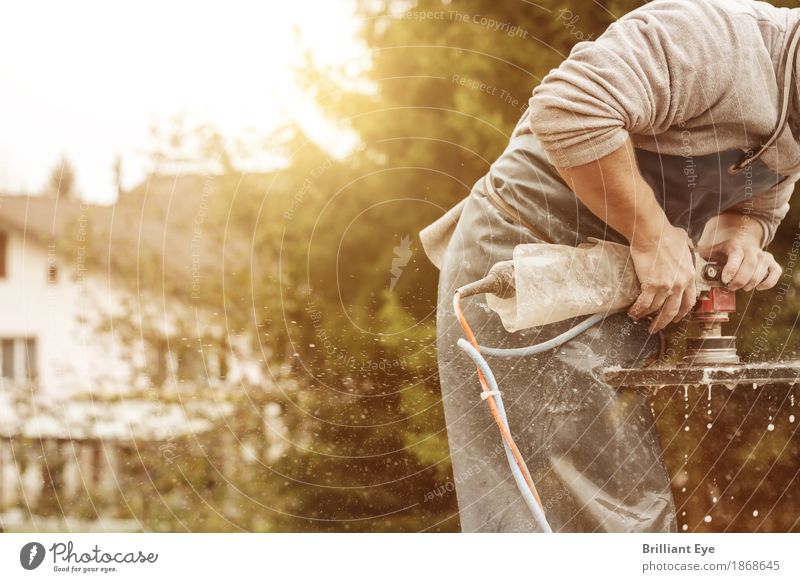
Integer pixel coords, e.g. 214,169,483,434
421,0,799,532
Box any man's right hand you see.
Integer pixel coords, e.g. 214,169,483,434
628,223,696,334
555,138,697,334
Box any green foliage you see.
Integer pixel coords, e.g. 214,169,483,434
287,0,800,532
93,0,800,532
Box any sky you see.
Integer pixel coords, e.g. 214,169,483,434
0,0,363,203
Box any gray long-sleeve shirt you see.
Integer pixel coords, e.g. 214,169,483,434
528,0,800,245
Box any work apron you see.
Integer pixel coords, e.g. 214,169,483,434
429,134,784,533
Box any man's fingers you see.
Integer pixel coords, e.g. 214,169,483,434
649,291,682,334
673,287,697,323
629,285,668,319
728,250,758,291
721,246,744,285
628,284,656,319
628,225,695,328
756,261,782,291
743,257,770,292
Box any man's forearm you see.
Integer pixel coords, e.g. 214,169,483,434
554,137,697,332
555,138,670,246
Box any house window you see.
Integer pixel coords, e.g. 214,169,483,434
0,232,7,278
25,338,37,380
47,263,58,284
1,339,13,378
0,337,37,381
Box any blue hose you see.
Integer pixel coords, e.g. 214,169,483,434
478,310,623,357
456,310,623,532
457,338,553,533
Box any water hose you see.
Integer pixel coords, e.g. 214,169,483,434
456,337,552,532
479,311,614,357
453,270,621,532
452,292,543,509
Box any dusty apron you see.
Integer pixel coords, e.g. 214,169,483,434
422,45,794,528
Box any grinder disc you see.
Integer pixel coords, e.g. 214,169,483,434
604,363,800,389
681,336,739,366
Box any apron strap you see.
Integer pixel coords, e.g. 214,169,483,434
730,19,800,174
482,174,555,244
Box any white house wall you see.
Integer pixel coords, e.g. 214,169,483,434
0,230,132,396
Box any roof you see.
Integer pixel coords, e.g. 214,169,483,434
0,173,232,297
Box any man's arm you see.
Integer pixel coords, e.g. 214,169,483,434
527,2,735,334
724,175,797,248
556,138,696,334
528,0,736,169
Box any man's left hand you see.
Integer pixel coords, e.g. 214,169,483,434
699,239,782,292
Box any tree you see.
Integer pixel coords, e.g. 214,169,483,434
81,0,800,532
48,155,77,199
296,0,800,532
112,155,124,200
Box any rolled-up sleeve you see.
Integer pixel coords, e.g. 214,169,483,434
727,175,798,247
528,0,736,168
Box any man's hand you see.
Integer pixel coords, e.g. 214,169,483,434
628,224,696,334
697,212,782,292
698,238,782,292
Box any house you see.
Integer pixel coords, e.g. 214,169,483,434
0,174,273,395
0,194,128,395
0,175,287,530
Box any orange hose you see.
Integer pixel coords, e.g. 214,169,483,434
453,291,544,510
